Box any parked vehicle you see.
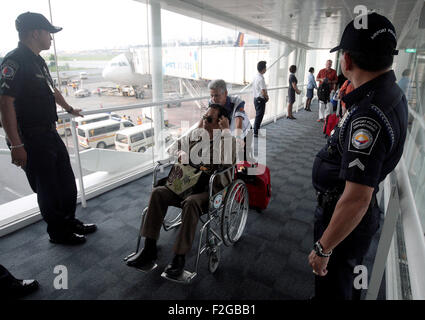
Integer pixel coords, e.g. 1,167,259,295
115,124,155,153
74,113,120,127
166,92,183,108
75,88,91,97
56,117,71,136
77,119,134,149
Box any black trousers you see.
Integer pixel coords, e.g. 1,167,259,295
0,265,13,289
253,97,266,135
21,129,77,237
313,200,380,300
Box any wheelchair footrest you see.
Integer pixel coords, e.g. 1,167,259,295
125,250,158,273
127,261,158,273
123,252,137,262
161,269,196,284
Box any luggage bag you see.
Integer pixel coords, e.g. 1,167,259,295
236,161,271,212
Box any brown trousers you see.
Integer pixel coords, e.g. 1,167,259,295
141,186,209,255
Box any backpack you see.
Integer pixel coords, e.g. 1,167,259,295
318,79,331,102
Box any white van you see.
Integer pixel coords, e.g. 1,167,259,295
77,119,134,149
56,117,71,136
80,72,88,79
115,124,155,153
74,113,121,127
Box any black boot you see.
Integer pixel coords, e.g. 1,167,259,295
126,238,157,268
164,254,185,278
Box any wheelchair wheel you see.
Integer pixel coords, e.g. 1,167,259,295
221,179,249,246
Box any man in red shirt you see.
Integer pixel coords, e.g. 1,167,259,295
316,60,338,121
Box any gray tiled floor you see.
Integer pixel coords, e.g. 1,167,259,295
0,102,384,300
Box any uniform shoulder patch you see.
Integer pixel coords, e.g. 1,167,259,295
348,116,381,155
1,60,19,80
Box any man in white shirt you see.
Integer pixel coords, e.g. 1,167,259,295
252,61,269,137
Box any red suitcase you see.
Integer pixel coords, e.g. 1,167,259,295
236,161,271,212
323,113,340,137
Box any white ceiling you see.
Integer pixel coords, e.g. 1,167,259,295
136,0,424,50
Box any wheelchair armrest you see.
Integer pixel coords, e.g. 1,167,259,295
157,158,174,166
152,157,174,188
208,165,235,198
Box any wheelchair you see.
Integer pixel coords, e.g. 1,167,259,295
124,158,249,284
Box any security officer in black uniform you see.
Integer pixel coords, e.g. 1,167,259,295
0,264,39,299
308,13,408,299
0,12,97,245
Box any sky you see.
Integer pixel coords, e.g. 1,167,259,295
0,0,240,56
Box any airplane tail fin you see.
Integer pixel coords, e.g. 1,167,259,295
234,32,244,47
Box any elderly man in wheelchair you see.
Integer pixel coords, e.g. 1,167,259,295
126,104,249,283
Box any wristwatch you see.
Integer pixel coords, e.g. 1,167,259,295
67,107,74,114
314,241,332,258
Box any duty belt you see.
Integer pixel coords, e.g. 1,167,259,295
316,189,377,209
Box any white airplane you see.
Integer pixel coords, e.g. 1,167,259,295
101,33,269,90
102,52,150,88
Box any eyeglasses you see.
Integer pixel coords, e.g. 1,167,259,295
202,115,213,123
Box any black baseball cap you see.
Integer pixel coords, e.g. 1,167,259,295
330,12,398,56
15,12,62,33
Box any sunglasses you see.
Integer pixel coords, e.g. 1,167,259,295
202,115,214,123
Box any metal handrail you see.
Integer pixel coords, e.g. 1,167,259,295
396,158,425,299
368,60,425,299
407,106,425,131
396,65,425,299
56,85,301,119
0,149,10,155
366,172,400,300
